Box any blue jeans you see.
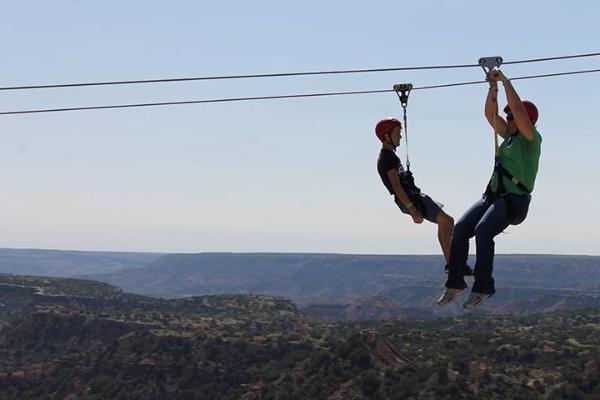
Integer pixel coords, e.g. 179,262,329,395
445,193,530,294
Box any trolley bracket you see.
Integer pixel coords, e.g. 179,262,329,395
393,83,413,108
478,56,503,75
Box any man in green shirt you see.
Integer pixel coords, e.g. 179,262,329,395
437,69,542,310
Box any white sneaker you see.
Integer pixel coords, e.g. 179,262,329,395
436,287,467,306
463,292,493,310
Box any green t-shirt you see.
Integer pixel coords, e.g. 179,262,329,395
490,128,542,196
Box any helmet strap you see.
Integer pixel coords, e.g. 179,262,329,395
383,132,396,151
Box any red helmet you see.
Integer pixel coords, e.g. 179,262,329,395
504,100,538,125
375,117,401,141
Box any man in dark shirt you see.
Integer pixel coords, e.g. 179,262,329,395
376,117,468,274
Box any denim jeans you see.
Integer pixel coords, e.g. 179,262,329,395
445,193,530,294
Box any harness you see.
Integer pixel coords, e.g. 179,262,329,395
484,148,532,198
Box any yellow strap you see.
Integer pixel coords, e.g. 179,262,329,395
491,86,500,156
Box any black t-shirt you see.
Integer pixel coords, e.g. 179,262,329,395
377,148,406,196
377,148,420,199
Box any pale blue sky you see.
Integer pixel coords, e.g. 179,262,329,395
0,1,598,255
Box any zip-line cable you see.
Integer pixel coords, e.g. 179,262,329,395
1,68,598,116
0,89,392,115
0,65,476,92
502,52,600,66
0,52,599,92
412,68,600,90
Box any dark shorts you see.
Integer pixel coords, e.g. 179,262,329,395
395,193,443,223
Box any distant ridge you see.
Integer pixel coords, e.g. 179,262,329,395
84,252,600,318
0,248,163,277
2,250,599,319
